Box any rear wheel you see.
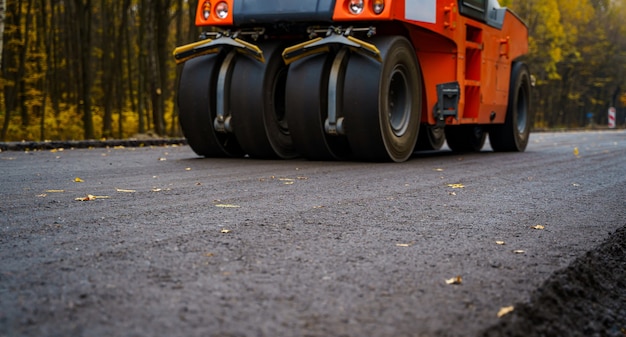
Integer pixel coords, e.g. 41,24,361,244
285,50,351,160
416,124,445,151
445,125,486,152
489,62,532,152
342,36,421,162
230,41,297,159
177,53,243,157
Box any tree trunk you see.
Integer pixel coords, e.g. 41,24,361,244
0,0,5,70
75,0,94,139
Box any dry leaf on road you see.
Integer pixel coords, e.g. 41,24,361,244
75,194,110,201
216,204,240,208
445,276,463,285
497,306,514,318
531,225,545,230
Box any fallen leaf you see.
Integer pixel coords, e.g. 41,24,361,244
46,189,65,193
37,194,47,197
445,276,463,285
116,188,136,193
433,168,444,172
215,204,240,208
185,168,192,171
496,241,506,245
497,306,514,318
74,177,84,183
205,253,214,257
220,229,232,234
151,188,162,192
513,250,525,254
449,192,457,196
396,243,411,247
158,157,167,161
573,147,579,156
447,183,465,189
75,194,110,201
531,225,545,230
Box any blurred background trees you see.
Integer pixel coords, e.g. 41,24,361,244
0,0,625,141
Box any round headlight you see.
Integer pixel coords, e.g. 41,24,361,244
373,0,385,14
348,0,364,15
202,1,211,20
215,2,229,19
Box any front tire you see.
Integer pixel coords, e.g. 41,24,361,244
177,53,243,157
342,36,421,162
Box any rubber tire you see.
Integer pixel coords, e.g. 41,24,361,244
342,36,421,162
445,125,486,152
489,62,532,152
177,53,243,157
230,41,297,159
416,124,445,151
285,51,351,160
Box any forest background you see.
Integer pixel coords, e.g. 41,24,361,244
0,0,625,141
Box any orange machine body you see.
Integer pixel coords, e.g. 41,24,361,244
193,0,528,128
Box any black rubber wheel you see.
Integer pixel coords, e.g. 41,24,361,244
415,124,445,151
230,41,297,159
445,125,486,152
489,62,532,152
285,50,351,160
177,53,243,157
342,36,421,162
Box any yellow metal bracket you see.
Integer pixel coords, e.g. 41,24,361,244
173,36,265,64
282,33,382,65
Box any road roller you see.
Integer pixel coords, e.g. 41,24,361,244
173,0,530,162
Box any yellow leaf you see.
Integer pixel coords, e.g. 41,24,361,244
447,184,465,189
396,243,411,247
37,194,47,198
573,147,579,156
496,241,506,245
151,188,162,192
220,229,232,234
75,195,109,201
497,306,514,318
216,204,240,208
531,225,545,230
185,168,192,171
433,168,444,172
74,177,84,183
513,250,525,254
116,188,136,193
445,276,463,285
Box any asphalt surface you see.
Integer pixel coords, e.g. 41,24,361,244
1,130,625,337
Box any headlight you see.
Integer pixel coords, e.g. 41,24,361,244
348,0,364,15
202,1,211,20
215,2,229,19
372,0,385,14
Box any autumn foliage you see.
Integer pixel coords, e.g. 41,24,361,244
0,0,625,142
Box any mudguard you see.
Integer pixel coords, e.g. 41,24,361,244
233,0,337,25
